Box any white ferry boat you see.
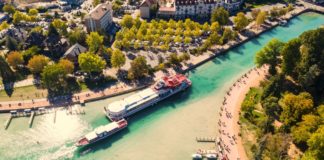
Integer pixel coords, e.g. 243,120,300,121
104,74,191,121
76,119,127,147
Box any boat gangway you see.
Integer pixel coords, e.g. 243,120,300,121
29,111,35,128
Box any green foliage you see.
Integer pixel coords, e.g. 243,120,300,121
51,19,67,35
304,125,324,160
291,114,321,145
111,49,125,69
78,52,106,74
0,56,15,84
260,133,290,160
255,11,267,26
120,15,134,29
41,64,67,92
22,46,40,62
93,0,100,7
128,56,149,80
28,9,39,16
68,28,87,45
281,38,301,77
5,36,18,51
2,4,15,14
0,21,9,31
255,38,284,75
233,12,249,31
262,96,280,119
279,92,314,127
86,32,104,53
242,87,262,121
210,7,229,25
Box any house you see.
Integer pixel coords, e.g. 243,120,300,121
62,43,87,64
155,0,243,18
84,2,113,32
139,0,158,19
0,13,8,23
62,0,85,5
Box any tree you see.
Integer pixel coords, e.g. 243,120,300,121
27,55,49,74
5,36,18,51
281,38,301,77
41,64,67,92
22,46,40,62
210,7,229,26
28,8,38,16
13,11,30,24
111,49,126,69
58,59,74,74
234,12,249,31
251,9,260,20
174,35,182,43
221,28,235,44
93,0,100,7
0,56,15,83
120,15,134,29
279,92,314,127
255,38,284,75
52,19,67,35
256,11,267,26
304,126,324,160
68,28,87,45
128,56,149,80
0,21,9,31
291,114,321,144
6,51,24,69
184,37,192,44
2,4,15,14
86,32,104,53
262,96,281,118
78,52,106,74
210,22,220,33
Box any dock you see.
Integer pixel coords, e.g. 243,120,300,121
196,137,217,142
29,111,35,128
53,109,57,123
4,115,12,130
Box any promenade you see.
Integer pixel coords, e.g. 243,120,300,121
218,66,268,160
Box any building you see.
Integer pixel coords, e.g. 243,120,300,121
139,0,158,19
62,43,87,64
0,13,8,23
84,2,113,32
153,0,243,18
62,0,85,5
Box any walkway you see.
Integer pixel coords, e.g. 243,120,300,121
218,66,268,160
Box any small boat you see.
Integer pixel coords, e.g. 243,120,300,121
206,154,217,159
76,119,127,147
279,20,287,26
192,153,202,160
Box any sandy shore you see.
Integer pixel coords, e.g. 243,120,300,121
218,66,268,160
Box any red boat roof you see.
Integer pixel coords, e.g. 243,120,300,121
163,74,188,88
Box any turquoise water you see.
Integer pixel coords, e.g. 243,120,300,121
0,12,323,160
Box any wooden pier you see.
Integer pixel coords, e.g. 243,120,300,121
4,115,12,130
29,111,35,128
196,137,217,142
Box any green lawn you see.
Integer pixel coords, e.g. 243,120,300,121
0,85,48,101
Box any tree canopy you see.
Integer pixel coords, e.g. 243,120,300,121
86,32,104,53
111,49,125,69
233,12,249,31
78,52,106,74
128,56,149,79
27,55,49,74
41,64,67,93
210,7,229,26
6,51,24,69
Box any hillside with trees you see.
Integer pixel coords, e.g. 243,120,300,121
241,28,324,160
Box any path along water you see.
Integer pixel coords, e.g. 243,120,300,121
0,12,323,160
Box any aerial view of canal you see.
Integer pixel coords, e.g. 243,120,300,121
0,12,323,160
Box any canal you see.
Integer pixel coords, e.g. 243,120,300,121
0,12,323,160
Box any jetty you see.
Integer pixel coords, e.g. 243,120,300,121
4,115,12,130
29,111,35,128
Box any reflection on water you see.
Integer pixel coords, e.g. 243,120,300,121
0,12,323,160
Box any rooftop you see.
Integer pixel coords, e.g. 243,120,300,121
87,2,112,20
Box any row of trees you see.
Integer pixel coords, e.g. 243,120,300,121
242,28,324,160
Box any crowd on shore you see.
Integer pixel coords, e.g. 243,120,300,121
217,66,268,160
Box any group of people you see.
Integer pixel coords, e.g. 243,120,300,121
217,65,267,159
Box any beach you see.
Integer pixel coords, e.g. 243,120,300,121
218,66,268,160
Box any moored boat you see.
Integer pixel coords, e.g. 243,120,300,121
76,119,127,147
104,74,191,121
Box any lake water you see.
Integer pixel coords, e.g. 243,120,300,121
0,12,323,160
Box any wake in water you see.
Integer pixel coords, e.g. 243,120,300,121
39,145,77,160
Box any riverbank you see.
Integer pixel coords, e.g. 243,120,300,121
218,66,268,160
0,3,322,113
